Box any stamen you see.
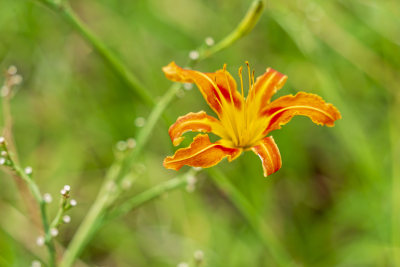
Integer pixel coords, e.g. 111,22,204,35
252,70,255,88
223,64,235,105
239,66,246,145
213,74,239,145
245,61,251,95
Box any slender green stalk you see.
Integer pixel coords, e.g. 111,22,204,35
12,165,56,267
207,168,292,266
390,93,400,264
107,169,197,221
59,160,123,267
200,0,265,60
36,0,154,107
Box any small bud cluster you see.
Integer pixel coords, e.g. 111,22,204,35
176,249,205,267
59,184,77,210
115,138,137,152
36,185,78,247
0,137,14,167
1,65,23,98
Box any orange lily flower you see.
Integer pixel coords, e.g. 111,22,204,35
162,62,341,177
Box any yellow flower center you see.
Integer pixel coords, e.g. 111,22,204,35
218,62,265,149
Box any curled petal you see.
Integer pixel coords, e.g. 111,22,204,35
164,134,242,171
247,68,287,106
251,136,282,177
169,111,229,146
162,62,243,115
262,92,341,135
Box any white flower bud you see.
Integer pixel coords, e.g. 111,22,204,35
205,37,215,46
43,193,53,203
177,263,189,267
7,65,17,75
0,136,5,144
1,151,7,156
189,50,199,60
183,83,193,90
70,199,77,207
63,185,71,192
10,74,23,85
127,138,136,149
50,228,59,237
0,157,6,165
36,236,45,246
63,215,71,224
116,140,127,151
134,117,146,127
194,250,204,261
31,260,42,267
24,166,33,175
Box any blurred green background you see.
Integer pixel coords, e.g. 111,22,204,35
0,0,399,266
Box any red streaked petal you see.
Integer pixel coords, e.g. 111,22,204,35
163,134,242,171
247,68,287,106
168,111,228,146
262,92,342,135
162,62,243,115
251,136,282,177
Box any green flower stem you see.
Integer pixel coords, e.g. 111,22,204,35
36,0,154,107
107,169,197,221
12,164,56,267
58,0,266,266
391,96,400,264
199,0,265,60
207,168,292,266
59,160,123,267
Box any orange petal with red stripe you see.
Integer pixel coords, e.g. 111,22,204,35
162,62,243,115
262,92,341,135
164,134,242,171
169,111,229,146
247,68,287,106
251,136,282,177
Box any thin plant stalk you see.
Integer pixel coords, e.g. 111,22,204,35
207,168,292,266
107,169,197,221
12,165,56,267
36,0,154,107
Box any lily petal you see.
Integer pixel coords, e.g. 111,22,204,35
164,134,242,171
262,92,341,135
251,136,282,177
169,111,229,146
247,68,287,107
162,62,243,115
